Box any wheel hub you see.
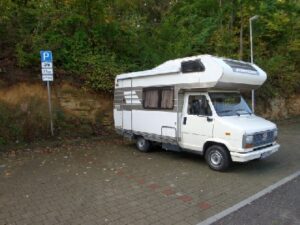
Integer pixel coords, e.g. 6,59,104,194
210,151,222,166
138,139,145,148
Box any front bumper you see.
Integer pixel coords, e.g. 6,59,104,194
230,143,280,162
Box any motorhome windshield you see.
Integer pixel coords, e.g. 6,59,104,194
209,92,252,116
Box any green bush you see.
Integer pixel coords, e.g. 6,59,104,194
83,54,123,93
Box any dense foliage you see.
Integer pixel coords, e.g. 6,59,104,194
0,0,299,97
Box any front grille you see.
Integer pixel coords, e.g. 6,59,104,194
253,144,273,151
253,131,274,147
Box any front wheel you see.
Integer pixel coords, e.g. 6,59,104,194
205,145,231,171
136,136,151,152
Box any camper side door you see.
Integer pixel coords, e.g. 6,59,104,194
180,93,214,151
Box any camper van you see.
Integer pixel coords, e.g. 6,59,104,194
113,55,280,171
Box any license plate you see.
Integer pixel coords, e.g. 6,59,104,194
261,151,273,159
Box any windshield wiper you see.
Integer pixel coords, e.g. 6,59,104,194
218,109,233,114
235,109,251,116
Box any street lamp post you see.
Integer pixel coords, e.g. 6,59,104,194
249,15,259,113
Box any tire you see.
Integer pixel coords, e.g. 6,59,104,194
136,136,151,152
205,145,231,171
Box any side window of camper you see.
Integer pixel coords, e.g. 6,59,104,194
188,95,212,116
143,87,174,109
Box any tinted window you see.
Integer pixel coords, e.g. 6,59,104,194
181,59,205,73
188,95,212,116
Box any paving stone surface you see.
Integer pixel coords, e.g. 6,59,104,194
212,176,300,225
0,119,299,225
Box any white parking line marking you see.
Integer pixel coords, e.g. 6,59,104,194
196,170,300,225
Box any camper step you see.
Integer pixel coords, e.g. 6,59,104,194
162,143,181,152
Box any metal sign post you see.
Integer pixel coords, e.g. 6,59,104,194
249,15,259,114
40,51,54,136
46,81,54,136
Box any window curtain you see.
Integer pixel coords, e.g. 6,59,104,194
144,90,159,108
161,89,173,109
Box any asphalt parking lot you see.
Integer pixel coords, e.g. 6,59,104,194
0,118,300,225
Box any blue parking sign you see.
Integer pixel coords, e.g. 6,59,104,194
40,51,53,62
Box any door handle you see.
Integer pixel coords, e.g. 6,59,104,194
183,117,187,125
207,117,213,122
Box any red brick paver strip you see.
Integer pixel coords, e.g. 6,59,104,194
147,183,160,190
116,170,124,176
198,201,212,210
162,188,176,196
177,195,193,203
126,175,135,179
136,178,146,185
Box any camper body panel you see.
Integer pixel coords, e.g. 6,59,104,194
114,82,179,144
114,83,180,144
131,110,177,143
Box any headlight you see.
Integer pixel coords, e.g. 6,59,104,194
245,135,253,144
243,135,254,148
273,129,278,140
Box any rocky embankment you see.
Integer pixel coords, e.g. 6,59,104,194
0,81,299,145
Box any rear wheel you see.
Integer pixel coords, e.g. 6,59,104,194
205,145,231,171
136,136,151,152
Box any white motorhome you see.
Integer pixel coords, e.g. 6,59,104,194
113,54,280,171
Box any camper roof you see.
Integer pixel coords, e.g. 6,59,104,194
116,54,267,90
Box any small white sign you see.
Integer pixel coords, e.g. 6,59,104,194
41,62,53,68
42,68,53,75
42,75,53,81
